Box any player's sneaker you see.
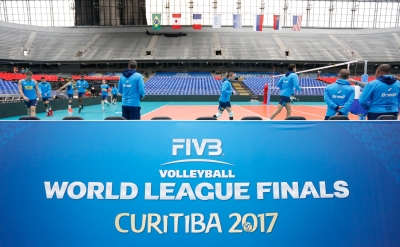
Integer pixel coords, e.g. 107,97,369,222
78,107,81,113
46,112,50,117
68,108,73,113
49,110,54,116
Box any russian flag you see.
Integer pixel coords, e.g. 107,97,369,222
253,15,264,31
172,14,181,29
273,15,282,30
193,14,202,30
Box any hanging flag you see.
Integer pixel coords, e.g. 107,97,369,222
273,15,282,30
152,14,161,30
172,14,181,29
212,14,221,28
193,14,202,30
253,15,264,31
233,14,242,29
292,15,302,31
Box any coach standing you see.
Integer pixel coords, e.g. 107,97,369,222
360,64,400,120
324,69,354,120
118,60,145,120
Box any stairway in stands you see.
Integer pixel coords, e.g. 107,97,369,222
232,79,249,96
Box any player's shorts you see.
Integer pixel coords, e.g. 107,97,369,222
42,98,50,102
101,95,108,100
218,101,231,111
112,94,118,100
24,99,37,108
279,96,291,106
78,92,85,98
68,94,73,100
122,106,141,120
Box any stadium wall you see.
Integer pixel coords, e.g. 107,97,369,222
0,97,105,118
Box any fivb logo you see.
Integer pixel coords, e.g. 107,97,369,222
172,139,222,156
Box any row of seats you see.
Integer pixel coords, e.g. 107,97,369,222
318,76,376,84
0,72,119,82
0,79,19,94
145,77,231,95
242,77,327,95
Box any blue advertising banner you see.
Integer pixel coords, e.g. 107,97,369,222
0,121,400,247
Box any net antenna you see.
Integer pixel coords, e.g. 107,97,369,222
348,41,353,70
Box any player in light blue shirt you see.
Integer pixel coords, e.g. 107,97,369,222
57,78,75,112
100,79,110,111
359,64,400,120
324,69,355,120
118,60,145,120
111,84,119,105
38,77,53,117
213,72,235,120
76,75,89,113
267,64,302,120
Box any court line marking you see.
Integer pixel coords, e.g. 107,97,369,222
141,105,169,116
234,105,267,119
249,104,326,118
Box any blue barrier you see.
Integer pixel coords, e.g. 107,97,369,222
0,121,399,247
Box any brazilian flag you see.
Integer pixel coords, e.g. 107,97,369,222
152,14,161,30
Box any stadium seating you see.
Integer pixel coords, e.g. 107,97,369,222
0,79,19,94
145,76,230,95
0,72,120,82
241,77,327,96
318,76,375,85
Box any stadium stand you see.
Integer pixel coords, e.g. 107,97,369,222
145,76,226,95
1,22,400,62
242,77,327,95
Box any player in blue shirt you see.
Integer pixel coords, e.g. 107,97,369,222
118,60,145,120
267,64,302,120
76,75,89,113
324,69,355,120
38,77,53,117
111,84,119,105
18,71,41,117
359,64,400,120
100,79,110,111
57,78,75,112
213,72,235,120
